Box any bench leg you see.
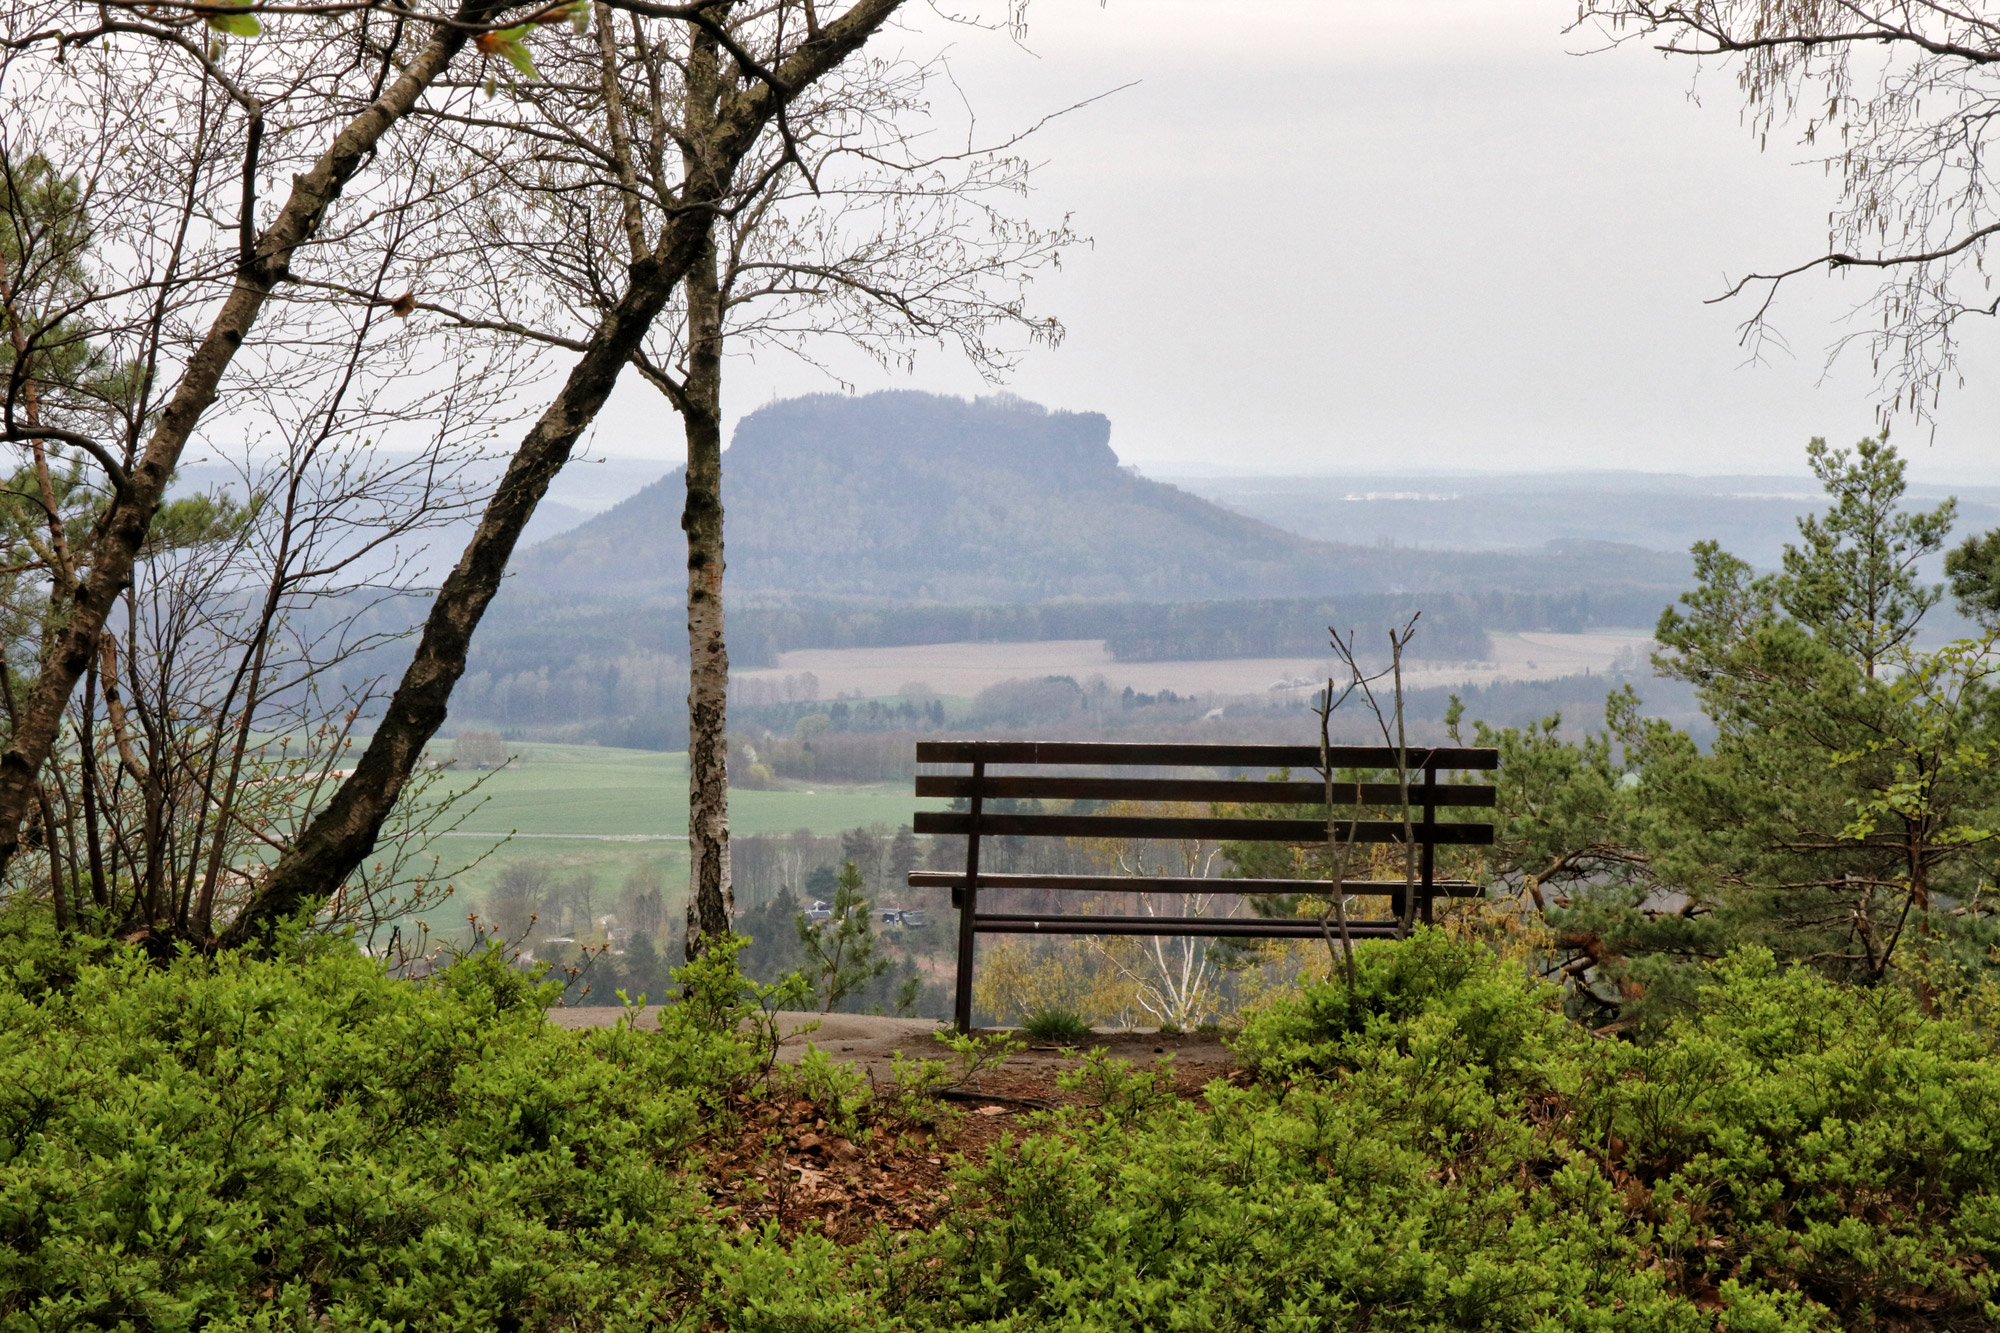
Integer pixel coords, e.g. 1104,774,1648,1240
953,889,976,1033
953,764,984,1033
1420,757,1437,926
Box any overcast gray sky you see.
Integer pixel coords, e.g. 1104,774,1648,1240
583,0,2000,482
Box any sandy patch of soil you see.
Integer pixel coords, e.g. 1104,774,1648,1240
728,632,1654,701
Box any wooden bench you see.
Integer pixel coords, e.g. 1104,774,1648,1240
908,740,1500,1031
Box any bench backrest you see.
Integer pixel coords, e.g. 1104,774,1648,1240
908,740,1499,1030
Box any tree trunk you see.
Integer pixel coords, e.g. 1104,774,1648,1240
682,227,732,958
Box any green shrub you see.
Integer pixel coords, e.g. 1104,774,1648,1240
7,914,2000,1332
1583,949,2000,1328
890,931,2000,1331
887,1031,1020,1127
1021,1008,1090,1042
910,931,1684,1332
1229,926,1570,1092
0,924,783,1331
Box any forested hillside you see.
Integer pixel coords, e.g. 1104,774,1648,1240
507,391,1691,602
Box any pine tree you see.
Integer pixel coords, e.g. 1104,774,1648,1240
1640,434,1998,985
1460,433,2000,1018
1778,432,1954,678
796,861,889,1013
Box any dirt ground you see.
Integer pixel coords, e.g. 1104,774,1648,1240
545,1008,1242,1240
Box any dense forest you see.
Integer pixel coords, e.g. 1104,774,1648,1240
721,668,1704,785
471,826,948,1016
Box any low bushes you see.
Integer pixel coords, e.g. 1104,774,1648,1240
3,918,1998,1330
1590,951,2000,1327
0,923,775,1331
910,934,2000,1331
1020,1009,1091,1043
917,931,1691,1331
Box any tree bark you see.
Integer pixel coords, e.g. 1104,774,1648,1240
682,227,732,958
223,0,908,950
0,0,508,876
679,12,733,959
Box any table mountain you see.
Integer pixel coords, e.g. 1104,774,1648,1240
512,390,1688,602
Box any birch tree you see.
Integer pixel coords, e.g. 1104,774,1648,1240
0,128,527,942
1576,1,2000,417
632,61,1074,959
1076,804,1231,1031
393,4,1072,956
0,0,584,889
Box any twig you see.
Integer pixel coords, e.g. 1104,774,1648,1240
939,1088,1055,1110
1326,613,1423,937
1312,672,1359,994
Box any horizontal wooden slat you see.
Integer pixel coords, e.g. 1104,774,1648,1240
908,872,1485,898
914,775,1496,807
913,811,1495,845
974,913,1408,938
914,741,1499,769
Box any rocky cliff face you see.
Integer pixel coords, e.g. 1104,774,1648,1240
730,390,1120,483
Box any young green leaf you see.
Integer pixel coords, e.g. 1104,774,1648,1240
497,39,537,80
204,8,260,36
475,26,540,81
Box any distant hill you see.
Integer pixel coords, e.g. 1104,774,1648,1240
1171,471,2000,570
435,392,1703,742
512,391,1690,602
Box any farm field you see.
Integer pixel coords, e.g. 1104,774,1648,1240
731,630,1656,700
419,742,941,840
396,741,946,935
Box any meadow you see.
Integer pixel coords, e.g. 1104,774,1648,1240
398,740,947,935
422,740,938,838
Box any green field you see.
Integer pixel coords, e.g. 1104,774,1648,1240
422,741,939,839
399,742,945,936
